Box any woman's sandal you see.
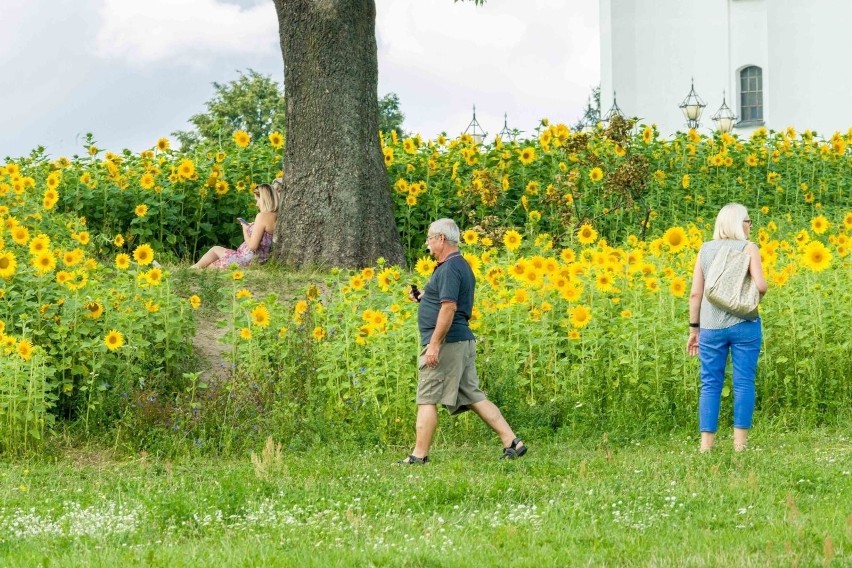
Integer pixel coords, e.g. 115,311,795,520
501,438,528,460
397,454,429,465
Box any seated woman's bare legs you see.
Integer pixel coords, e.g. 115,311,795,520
192,246,229,269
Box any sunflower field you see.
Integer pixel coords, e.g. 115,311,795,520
1,120,850,452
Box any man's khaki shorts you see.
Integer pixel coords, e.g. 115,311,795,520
416,340,486,415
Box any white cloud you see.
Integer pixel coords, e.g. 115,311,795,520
94,0,279,66
375,0,600,138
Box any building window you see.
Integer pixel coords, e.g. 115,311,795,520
739,66,763,124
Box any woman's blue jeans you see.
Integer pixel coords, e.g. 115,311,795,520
698,318,762,432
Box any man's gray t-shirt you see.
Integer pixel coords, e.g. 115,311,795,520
417,253,476,346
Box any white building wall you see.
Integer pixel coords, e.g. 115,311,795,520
600,0,852,137
765,1,852,136
728,0,767,132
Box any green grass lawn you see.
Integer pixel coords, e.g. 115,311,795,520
1,425,849,567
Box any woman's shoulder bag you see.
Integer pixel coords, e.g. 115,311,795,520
704,241,760,319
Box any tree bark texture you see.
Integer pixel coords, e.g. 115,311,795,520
272,0,405,268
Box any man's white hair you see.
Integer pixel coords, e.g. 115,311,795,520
429,218,460,245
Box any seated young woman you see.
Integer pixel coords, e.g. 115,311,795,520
192,183,278,269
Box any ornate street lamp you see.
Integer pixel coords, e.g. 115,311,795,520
679,78,706,129
712,91,737,134
602,91,623,126
463,105,487,144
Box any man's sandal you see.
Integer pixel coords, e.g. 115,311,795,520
501,438,528,460
397,454,429,465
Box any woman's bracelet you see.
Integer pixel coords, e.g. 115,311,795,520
689,322,700,328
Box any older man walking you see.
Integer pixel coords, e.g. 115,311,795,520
398,218,527,464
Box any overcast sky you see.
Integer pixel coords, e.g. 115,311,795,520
1,0,600,159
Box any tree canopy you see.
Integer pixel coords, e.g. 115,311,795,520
172,69,286,151
173,69,405,151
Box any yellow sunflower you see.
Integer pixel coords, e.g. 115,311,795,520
17,339,33,361
240,327,252,340
144,267,163,286
669,276,687,297
349,274,365,290
268,131,284,149
462,229,479,245
511,288,530,304
85,301,104,319
104,330,125,351
800,241,832,272
560,248,577,264
577,224,598,245
233,130,251,148
569,304,592,328
139,173,156,189
0,250,13,279
503,229,522,252
135,204,148,217
594,272,616,293
43,189,59,210
810,216,829,235
189,295,202,309
156,138,170,151
663,227,688,253
588,167,604,182
28,234,50,255
518,147,536,165
63,248,83,267
32,250,56,274
133,244,154,265
177,159,196,179
415,257,437,277
291,301,308,317
312,326,325,341
251,303,271,328
12,226,29,245
115,254,131,270
376,268,395,291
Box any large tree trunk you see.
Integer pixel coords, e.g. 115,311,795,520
271,0,405,268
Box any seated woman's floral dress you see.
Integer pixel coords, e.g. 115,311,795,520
209,223,274,268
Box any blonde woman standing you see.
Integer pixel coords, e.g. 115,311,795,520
687,203,767,452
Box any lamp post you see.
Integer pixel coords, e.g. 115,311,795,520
602,91,623,127
463,105,487,144
679,78,706,130
711,91,737,134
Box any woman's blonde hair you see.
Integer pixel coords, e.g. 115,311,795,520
255,183,279,213
713,202,748,240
